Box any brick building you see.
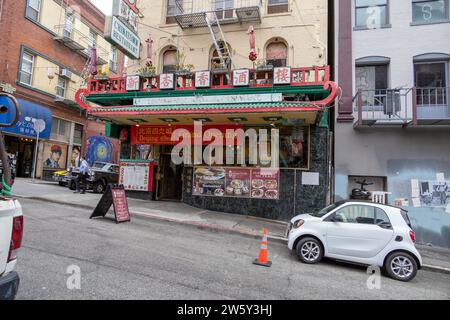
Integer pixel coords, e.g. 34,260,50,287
0,0,123,179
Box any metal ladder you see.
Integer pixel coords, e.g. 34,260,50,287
205,11,234,69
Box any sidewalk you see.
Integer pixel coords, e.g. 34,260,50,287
12,178,450,274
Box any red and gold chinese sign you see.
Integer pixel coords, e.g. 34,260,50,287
131,125,243,145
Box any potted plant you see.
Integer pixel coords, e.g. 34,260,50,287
137,64,156,78
255,58,274,72
175,52,194,76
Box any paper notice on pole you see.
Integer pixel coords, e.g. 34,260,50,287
436,173,445,182
411,179,420,198
446,204,450,214
302,172,320,186
412,198,421,208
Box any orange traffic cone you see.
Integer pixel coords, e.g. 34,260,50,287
253,228,272,267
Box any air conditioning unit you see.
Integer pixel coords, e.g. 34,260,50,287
59,68,73,80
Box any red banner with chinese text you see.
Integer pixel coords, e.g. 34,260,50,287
130,125,244,145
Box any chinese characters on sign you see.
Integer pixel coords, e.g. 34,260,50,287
130,125,244,146
193,167,279,200
195,71,211,88
126,75,140,91
159,73,174,89
274,67,291,85
233,69,250,86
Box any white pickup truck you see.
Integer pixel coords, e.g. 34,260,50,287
0,198,23,300
0,93,23,300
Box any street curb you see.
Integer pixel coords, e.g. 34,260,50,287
15,195,450,273
422,264,450,275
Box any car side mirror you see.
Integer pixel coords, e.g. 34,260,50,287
328,214,343,223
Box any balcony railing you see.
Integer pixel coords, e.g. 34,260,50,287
173,0,262,28
354,87,450,127
416,87,450,123
86,66,330,95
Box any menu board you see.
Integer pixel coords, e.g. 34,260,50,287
119,160,154,192
192,167,226,197
112,188,130,223
193,167,279,200
225,168,251,197
251,168,279,200
90,185,130,224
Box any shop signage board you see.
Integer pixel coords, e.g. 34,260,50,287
195,71,211,88
274,67,291,85
105,16,140,59
130,125,244,146
119,160,154,192
159,73,175,90
133,93,283,106
193,167,279,200
126,75,140,91
112,0,138,32
111,187,131,222
233,69,250,86
90,185,131,224
0,97,52,139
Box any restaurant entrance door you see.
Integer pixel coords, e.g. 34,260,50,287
158,152,183,201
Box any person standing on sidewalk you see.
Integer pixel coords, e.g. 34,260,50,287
74,157,90,194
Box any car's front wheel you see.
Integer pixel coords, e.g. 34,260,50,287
385,252,418,282
296,237,323,264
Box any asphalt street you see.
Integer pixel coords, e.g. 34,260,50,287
15,198,450,300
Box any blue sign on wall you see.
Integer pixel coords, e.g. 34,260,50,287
0,97,52,139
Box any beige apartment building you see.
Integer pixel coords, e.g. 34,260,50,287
129,0,329,74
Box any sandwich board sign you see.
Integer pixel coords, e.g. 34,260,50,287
90,184,131,224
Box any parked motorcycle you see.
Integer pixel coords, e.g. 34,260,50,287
350,179,373,200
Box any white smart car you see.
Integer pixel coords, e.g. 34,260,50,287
287,200,422,282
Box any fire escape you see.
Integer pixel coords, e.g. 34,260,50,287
173,0,262,29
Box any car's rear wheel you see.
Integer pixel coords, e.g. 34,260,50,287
385,252,418,282
296,237,323,264
94,181,106,194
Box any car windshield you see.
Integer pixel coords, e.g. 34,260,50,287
310,201,344,217
92,162,105,169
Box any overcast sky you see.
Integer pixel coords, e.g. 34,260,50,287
90,0,113,15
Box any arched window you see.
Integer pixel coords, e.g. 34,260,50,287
266,41,288,67
162,48,178,73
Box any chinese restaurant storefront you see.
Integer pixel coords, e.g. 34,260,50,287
76,66,338,221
